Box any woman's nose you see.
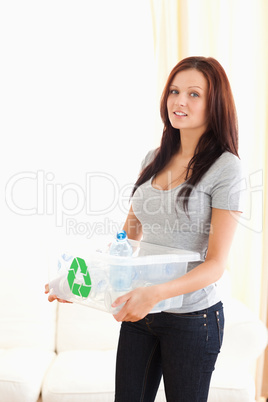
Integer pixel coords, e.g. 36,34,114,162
175,93,186,106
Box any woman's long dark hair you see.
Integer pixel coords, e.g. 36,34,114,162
131,56,239,213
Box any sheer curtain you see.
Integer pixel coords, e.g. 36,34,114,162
150,0,268,398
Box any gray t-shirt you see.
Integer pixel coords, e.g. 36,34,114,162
131,150,244,313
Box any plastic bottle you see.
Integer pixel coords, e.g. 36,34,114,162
109,230,133,291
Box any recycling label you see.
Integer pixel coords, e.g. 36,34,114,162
67,257,92,298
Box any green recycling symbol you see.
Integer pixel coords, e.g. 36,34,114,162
67,257,92,298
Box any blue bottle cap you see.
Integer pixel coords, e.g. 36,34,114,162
116,230,127,240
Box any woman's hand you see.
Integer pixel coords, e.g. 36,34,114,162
112,286,160,322
44,283,72,304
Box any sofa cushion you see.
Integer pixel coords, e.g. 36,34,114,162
208,368,255,402
56,303,121,352
158,369,256,402
0,348,55,402
218,298,268,368
42,350,166,402
42,350,116,402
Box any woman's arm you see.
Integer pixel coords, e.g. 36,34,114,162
122,204,143,241
113,208,240,322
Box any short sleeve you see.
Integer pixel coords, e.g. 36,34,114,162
211,154,245,212
140,149,157,171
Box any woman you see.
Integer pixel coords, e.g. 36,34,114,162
111,57,244,401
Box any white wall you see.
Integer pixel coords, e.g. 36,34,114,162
1,1,158,297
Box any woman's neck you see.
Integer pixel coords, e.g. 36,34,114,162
178,130,202,159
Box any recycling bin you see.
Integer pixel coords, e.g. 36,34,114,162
48,239,200,314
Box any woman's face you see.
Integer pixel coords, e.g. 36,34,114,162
167,68,208,137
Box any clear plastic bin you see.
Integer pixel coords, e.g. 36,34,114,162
48,240,200,314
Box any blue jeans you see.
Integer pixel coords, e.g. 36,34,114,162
114,301,224,402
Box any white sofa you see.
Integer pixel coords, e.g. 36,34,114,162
0,273,267,402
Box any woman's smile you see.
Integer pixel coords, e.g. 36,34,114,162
174,111,188,117
167,68,208,137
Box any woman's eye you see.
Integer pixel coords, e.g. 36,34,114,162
170,89,179,94
190,92,199,98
